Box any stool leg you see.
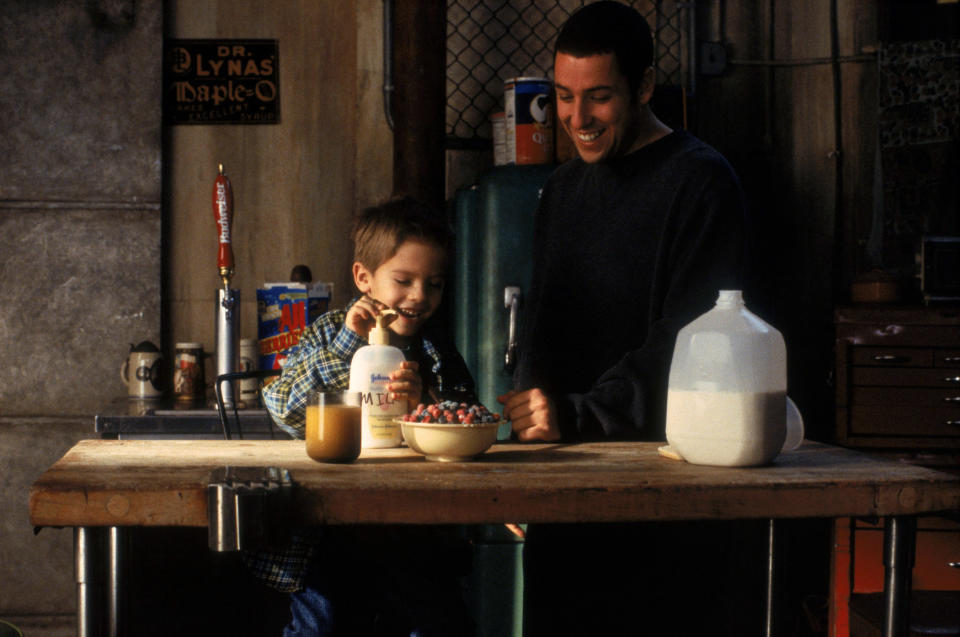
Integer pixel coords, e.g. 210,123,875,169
882,516,916,637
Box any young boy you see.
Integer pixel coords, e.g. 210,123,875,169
254,197,478,636
264,196,476,436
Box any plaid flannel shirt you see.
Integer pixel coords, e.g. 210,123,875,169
246,298,477,592
261,303,365,438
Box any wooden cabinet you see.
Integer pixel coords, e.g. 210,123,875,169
832,306,960,637
835,306,960,448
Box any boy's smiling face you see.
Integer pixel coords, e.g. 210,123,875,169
353,239,446,340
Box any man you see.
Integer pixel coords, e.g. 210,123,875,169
499,1,748,444
497,3,758,634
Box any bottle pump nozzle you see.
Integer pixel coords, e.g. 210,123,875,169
368,309,398,345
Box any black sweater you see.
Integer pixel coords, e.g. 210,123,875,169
514,129,749,441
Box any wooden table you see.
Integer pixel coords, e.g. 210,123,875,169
30,439,960,637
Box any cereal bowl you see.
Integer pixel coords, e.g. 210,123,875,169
400,420,501,462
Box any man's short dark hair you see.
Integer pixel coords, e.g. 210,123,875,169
554,1,654,94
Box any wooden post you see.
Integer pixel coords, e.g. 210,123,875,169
390,0,446,208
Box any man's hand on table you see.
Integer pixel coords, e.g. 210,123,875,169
497,388,561,442
497,388,560,539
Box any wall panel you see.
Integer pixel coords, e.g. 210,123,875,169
165,1,392,366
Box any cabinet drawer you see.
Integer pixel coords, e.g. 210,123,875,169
852,386,960,405
935,350,960,366
851,367,960,387
853,517,960,591
835,308,960,450
851,347,932,367
849,405,960,436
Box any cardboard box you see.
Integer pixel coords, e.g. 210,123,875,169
257,282,332,370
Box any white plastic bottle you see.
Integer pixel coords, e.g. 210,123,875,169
665,290,787,467
349,311,407,448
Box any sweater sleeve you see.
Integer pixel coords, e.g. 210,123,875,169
559,161,749,442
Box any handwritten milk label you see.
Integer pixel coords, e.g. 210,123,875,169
360,390,404,440
164,39,280,124
361,390,396,410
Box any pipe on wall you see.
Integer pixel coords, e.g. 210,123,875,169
829,0,846,302
390,0,446,207
382,0,394,131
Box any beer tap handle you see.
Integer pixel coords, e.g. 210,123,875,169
212,164,235,285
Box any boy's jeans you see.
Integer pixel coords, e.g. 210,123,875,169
282,532,474,637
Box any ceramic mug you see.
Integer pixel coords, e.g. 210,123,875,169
121,341,163,398
173,342,204,401
239,338,259,405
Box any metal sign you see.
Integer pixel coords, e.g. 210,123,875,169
164,39,280,125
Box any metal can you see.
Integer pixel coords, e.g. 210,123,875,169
173,342,204,401
504,77,554,165
239,338,259,405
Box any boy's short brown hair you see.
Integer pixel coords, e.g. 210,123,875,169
351,196,453,272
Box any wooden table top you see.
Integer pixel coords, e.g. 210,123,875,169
29,440,960,528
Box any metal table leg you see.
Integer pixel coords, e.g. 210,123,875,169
108,527,126,637
763,518,776,637
882,516,916,637
75,527,103,637
75,526,125,637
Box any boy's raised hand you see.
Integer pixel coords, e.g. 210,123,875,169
347,296,419,408
345,295,387,338
388,361,422,411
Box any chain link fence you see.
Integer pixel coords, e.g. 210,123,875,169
446,0,690,146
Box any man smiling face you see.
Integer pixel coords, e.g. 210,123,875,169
554,51,647,164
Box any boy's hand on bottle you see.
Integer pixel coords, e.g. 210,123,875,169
346,296,386,338
388,360,422,411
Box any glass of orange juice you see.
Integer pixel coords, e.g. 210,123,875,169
305,391,362,463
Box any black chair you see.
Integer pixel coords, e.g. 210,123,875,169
214,369,282,440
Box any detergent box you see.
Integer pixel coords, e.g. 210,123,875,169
257,281,332,371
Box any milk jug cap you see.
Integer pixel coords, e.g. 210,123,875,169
715,289,745,308
368,309,398,345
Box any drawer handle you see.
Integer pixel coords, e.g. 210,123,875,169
945,420,960,426
945,377,960,383
944,357,960,363
949,562,960,569
873,354,909,363
944,397,960,402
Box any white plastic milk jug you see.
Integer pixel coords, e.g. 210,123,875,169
665,290,789,467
